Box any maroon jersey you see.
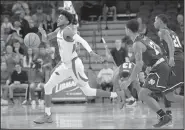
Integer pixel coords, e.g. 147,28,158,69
135,35,163,67
161,28,183,58
119,62,135,78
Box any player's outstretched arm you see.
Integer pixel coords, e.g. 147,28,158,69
63,27,104,62
39,27,60,42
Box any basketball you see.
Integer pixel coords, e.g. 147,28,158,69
24,33,41,48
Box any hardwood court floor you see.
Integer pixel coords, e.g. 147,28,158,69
1,101,184,129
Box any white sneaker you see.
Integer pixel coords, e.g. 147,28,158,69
1,99,8,106
126,96,135,102
31,100,36,105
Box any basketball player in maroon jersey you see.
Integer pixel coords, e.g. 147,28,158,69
121,19,183,128
154,14,184,121
113,62,141,109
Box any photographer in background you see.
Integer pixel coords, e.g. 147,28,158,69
22,58,46,105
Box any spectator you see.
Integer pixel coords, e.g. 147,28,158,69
22,48,35,68
107,38,129,67
35,44,53,82
1,16,14,41
97,60,113,102
24,7,32,22
9,63,28,104
176,14,184,43
15,9,30,38
6,30,23,46
12,21,22,37
1,62,11,102
3,45,20,73
22,60,46,105
46,15,53,32
102,0,117,21
32,6,47,28
137,17,147,35
12,41,25,56
28,19,39,33
1,37,6,55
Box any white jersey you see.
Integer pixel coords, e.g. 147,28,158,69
57,27,78,63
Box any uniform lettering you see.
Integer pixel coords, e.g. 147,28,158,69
149,41,160,55
171,35,182,48
122,62,132,69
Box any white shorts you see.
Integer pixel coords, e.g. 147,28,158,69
48,57,88,87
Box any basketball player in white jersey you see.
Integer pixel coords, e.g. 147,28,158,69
34,9,124,124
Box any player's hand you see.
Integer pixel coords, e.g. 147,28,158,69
38,26,46,35
145,66,152,75
90,51,104,63
169,57,175,67
120,80,131,90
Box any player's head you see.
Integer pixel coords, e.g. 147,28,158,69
119,70,130,82
102,60,109,68
57,10,74,27
115,39,122,50
154,14,169,29
125,19,139,37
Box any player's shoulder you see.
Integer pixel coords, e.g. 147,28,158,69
63,26,75,37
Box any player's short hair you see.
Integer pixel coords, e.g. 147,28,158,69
59,10,74,25
126,19,139,33
157,14,169,25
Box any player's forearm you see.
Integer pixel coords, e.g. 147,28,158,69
128,61,143,83
167,43,175,59
73,34,92,53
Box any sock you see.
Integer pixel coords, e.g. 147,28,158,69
96,89,111,97
156,109,166,117
110,92,118,98
45,107,51,116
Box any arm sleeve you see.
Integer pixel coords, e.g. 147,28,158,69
73,34,93,53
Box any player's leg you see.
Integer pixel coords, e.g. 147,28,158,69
71,58,119,98
139,62,172,128
34,63,71,124
112,67,126,109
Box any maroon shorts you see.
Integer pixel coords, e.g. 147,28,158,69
143,61,175,94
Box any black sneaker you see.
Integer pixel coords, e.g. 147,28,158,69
153,115,172,128
126,100,137,107
166,111,173,126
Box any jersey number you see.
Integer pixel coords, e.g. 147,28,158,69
149,41,160,55
171,35,182,48
122,63,132,69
